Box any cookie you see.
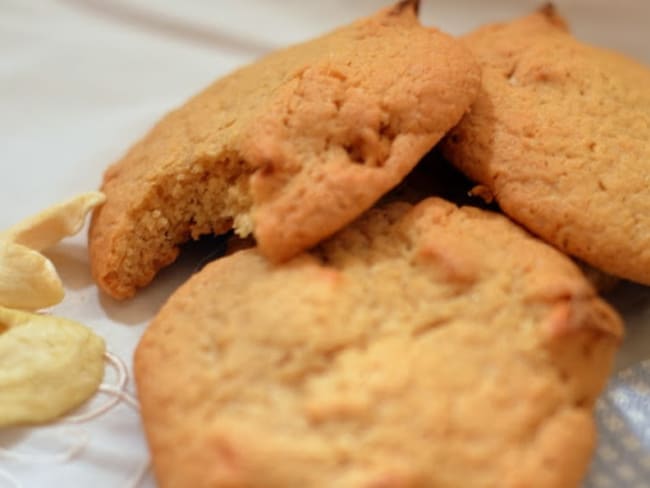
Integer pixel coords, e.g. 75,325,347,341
384,154,617,292
135,197,622,488
89,0,481,299
442,6,650,285
392,153,618,292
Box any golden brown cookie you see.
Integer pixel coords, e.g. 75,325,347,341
89,0,480,299
135,197,622,488
442,6,650,285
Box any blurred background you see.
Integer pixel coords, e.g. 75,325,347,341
1,0,649,228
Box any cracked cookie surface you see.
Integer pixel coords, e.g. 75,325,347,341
89,1,480,299
442,7,650,285
135,197,622,488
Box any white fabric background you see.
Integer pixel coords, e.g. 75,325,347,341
0,1,648,486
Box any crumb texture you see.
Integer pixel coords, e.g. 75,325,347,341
442,9,650,284
89,2,480,299
135,197,622,488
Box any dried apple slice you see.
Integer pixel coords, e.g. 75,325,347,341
0,241,64,310
0,306,105,427
0,192,105,251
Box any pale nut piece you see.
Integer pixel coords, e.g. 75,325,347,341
0,240,64,310
0,306,105,427
0,191,106,251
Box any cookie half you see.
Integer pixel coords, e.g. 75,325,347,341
442,7,650,284
89,0,480,299
135,197,622,488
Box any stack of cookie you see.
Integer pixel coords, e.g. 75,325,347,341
89,1,650,486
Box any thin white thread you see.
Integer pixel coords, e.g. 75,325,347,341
97,385,140,411
64,351,129,423
0,351,135,465
0,427,88,464
124,458,151,488
0,469,21,488
0,351,147,487
91,384,147,488
80,384,146,488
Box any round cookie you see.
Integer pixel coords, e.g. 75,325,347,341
135,197,622,488
89,0,481,299
442,6,650,285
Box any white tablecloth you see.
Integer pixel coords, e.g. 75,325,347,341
1,1,648,486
